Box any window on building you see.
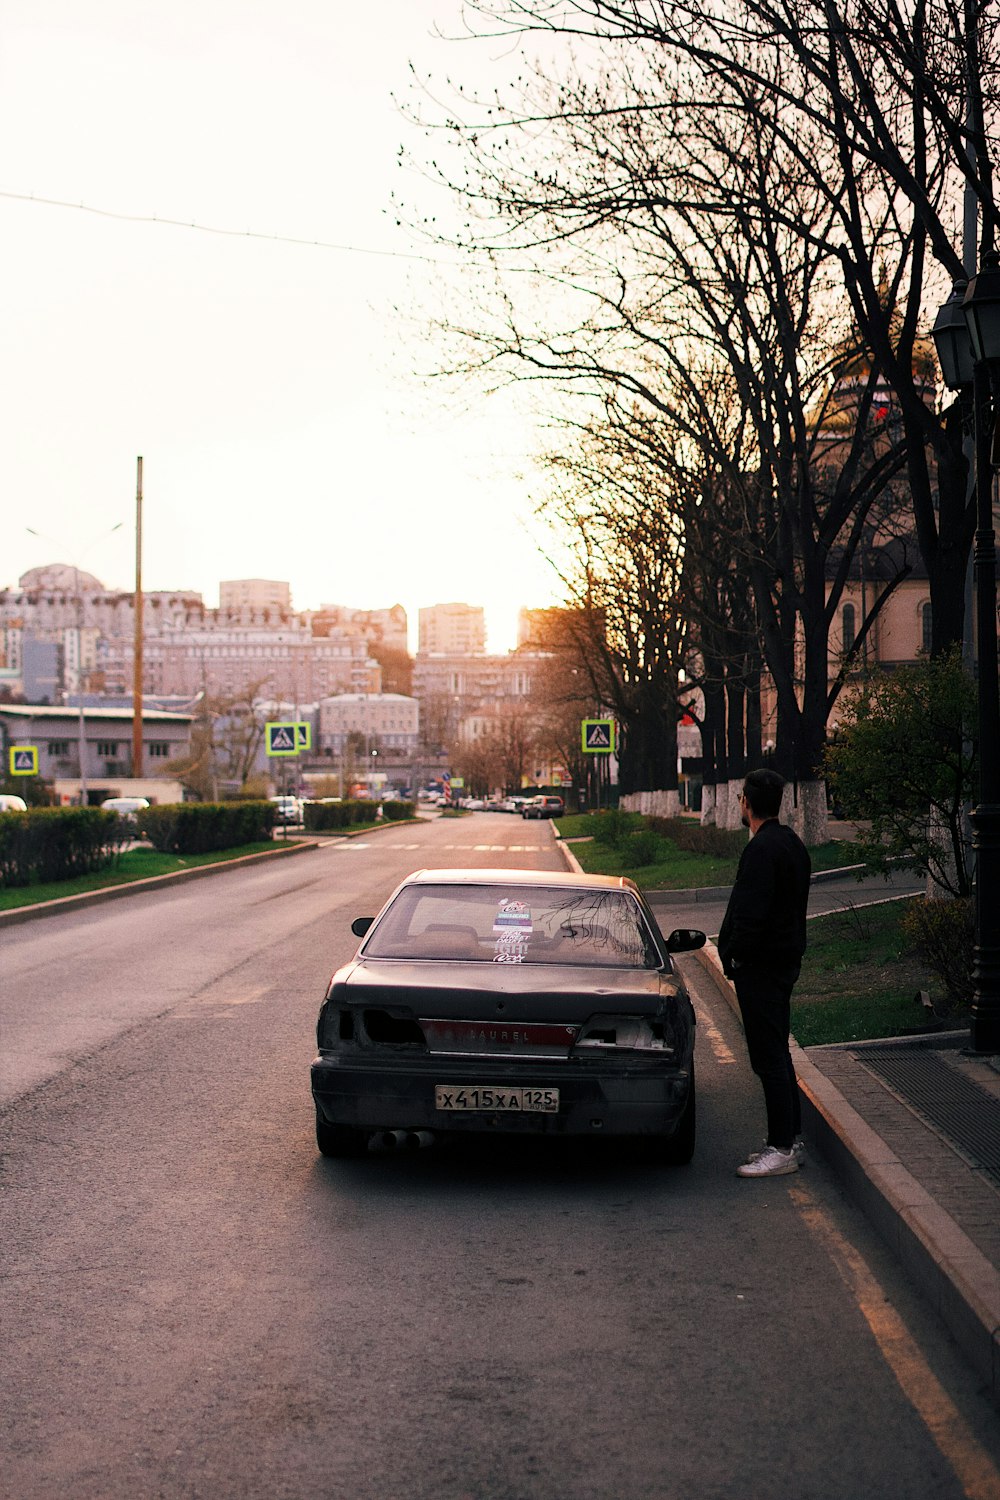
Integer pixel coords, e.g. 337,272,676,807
47,740,70,756
921,602,933,654
96,741,119,757
147,742,170,758
842,603,856,654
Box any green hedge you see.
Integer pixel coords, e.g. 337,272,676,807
139,801,275,854
0,806,121,887
380,800,415,822
302,799,413,831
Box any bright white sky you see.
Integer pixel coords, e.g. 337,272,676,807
1,0,566,653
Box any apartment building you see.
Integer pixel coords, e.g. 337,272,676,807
418,602,486,655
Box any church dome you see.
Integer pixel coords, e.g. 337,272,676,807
19,563,104,591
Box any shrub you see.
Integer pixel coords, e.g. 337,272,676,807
823,649,976,897
380,800,415,821
302,799,384,832
900,897,975,1012
592,808,639,847
0,806,120,886
623,829,661,867
646,816,747,859
139,801,275,854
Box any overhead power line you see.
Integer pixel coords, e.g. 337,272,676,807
0,187,441,263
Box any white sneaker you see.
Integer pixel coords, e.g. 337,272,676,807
737,1145,799,1178
746,1138,806,1165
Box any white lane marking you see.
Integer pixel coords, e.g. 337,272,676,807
327,840,542,853
694,1000,737,1065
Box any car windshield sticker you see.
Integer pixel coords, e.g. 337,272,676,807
493,900,532,964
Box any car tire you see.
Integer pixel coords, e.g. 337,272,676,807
316,1115,369,1158
660,1066,696,1165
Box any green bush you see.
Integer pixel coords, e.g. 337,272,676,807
592,808,641,847
823,650,977,897
302,799,384,832
623,829,661,867
139,801,275,854
899,897,975,1012
0,806,120,887
646,816,747,858
380,800,415,821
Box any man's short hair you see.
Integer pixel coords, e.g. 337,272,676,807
743,768,785,820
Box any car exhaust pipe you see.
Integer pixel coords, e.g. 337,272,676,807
374,1129,410,1151
404,1130,434,1150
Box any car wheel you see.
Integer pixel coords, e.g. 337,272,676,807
660,1066,696,1165
316,1115,369,1158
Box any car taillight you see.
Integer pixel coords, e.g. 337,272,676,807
574,1014,674,1053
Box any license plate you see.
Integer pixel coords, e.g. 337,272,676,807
434,1085,559,1113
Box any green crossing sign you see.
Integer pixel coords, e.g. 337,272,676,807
266,722,299,757
581,719,616,754
9,745,39,775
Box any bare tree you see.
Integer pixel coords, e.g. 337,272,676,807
401,0,977,838
452,0,995,654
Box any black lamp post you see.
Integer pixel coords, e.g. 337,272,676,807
934,255,1000,1052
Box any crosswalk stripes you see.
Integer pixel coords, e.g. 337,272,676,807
321,841,543,851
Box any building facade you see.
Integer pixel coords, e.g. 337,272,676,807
418,603,487,655
0,703,193,800
219,579,293,614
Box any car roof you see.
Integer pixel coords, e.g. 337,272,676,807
397,867,639,894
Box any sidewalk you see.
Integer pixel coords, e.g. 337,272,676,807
643,882,1000,1411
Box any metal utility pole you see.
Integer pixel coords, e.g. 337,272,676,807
132,457,144,780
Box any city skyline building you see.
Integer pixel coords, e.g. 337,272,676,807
418,602,487,655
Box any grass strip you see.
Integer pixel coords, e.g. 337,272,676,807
791,896,955,1045
563,821,851,889
0,841,282,911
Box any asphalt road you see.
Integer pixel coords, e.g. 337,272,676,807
2,813,998,1499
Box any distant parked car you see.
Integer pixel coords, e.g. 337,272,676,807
522,795,565,820
269,795,302,825
100,796,150,828
500,796,527,814
0,794,28,813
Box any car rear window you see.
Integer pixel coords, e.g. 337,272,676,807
363,885,660,968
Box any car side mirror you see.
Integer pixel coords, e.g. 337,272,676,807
351,916,374,938
665,928,706,953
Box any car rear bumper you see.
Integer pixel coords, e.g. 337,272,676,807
311,1055,692,1137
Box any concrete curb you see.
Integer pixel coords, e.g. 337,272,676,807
690,942,1000,1409
0,839,320,927
0,815,428,928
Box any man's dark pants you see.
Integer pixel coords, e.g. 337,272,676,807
733,965,801,1149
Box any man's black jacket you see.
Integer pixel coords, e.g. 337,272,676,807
717,819,811,979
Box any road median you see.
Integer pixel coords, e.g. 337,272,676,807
0,839,320,927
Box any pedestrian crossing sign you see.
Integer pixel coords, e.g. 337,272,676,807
9,745,39,775
265,722,299,757
296,721,311,751
582,719,616,754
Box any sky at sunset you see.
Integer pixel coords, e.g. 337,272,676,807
1,1,566,652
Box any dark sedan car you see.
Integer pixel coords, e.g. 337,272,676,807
311,868,704,1162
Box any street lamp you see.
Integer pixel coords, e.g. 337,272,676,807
931,280,974,391
932,256,1000,1052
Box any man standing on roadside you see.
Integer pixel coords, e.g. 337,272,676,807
718,768,812,1178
